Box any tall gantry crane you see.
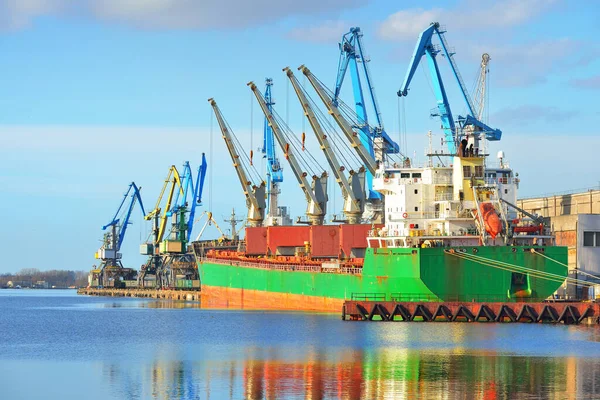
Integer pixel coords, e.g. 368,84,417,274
93,182,146,287
284,67,365,224
139,165,183,288
334,27,399,201
248,81,328,226
398,22,501,155
261,79,286,226
209,98,267,227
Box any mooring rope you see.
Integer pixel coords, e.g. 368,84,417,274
445,250,594,288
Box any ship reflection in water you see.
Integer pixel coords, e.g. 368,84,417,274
102,347,600,399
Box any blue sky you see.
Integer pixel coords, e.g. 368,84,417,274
1,0,599,273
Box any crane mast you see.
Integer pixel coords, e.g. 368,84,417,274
473,54,491,121
284,67,365,224
208,98,266,227
262,79,285,226
248,81,328,226
300,65,378,175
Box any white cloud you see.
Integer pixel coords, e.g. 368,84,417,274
0,0,366,30
0,0,68,29
287,20,349,44
378,0,558,41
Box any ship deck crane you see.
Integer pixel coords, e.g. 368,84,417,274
248,81,328,226
262,79,285,225
334,27,399,201
398,22,501,154
95,182,146,286
300,65,378,175
284,67,365,224
194,211,228,242
209,98,267,227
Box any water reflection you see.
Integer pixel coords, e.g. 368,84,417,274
102,347,600,399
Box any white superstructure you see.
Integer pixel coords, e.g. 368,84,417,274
368,150,549,249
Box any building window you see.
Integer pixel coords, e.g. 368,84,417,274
463,166,472,178
583,231,600,247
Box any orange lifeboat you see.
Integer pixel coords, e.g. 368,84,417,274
479,202,502,239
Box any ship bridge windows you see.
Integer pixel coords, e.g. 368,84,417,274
412,173,422,178
463,166,472,178
584,231,600,247
401,173,410,178
475,166,484,178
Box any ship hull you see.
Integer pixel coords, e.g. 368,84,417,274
196,246,567,312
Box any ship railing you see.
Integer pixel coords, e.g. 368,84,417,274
199,257,363,275
432,176,453,184
434,193,454,201
485,177,518,185
389,293,547,303
351,293,386,301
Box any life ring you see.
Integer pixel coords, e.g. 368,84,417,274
384,178,390,183
402,212,408,219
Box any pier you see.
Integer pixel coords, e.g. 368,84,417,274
343,298,600,325
77,287,200,301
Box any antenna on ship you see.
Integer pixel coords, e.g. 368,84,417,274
226,209,244,241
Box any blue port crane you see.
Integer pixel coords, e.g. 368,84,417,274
262,78,284,223
334,27,399,200
398,22,501,154
99,182,146,263
165,154,207,249
93,182,146,287
188,153,207,240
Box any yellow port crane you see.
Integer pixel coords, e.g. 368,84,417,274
139,165,183,288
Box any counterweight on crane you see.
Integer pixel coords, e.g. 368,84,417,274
284,67,365,224
334,27,400,201
248,81,328,226
398,22,501,155
208,98,267,227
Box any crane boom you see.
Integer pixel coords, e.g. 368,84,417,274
187,153,207,240
100,182,146,258
398,22,501,154
300,65,377,175
284,67,365,224
334,27,399,153
208,98,266,227
248,81,328,225
144,165,184,245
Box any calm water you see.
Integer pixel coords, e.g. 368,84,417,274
1,290,600,399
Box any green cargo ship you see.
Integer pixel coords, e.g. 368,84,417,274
192,152,568,312
193,244,567,312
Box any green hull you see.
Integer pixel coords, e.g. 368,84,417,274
196,246,567,303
